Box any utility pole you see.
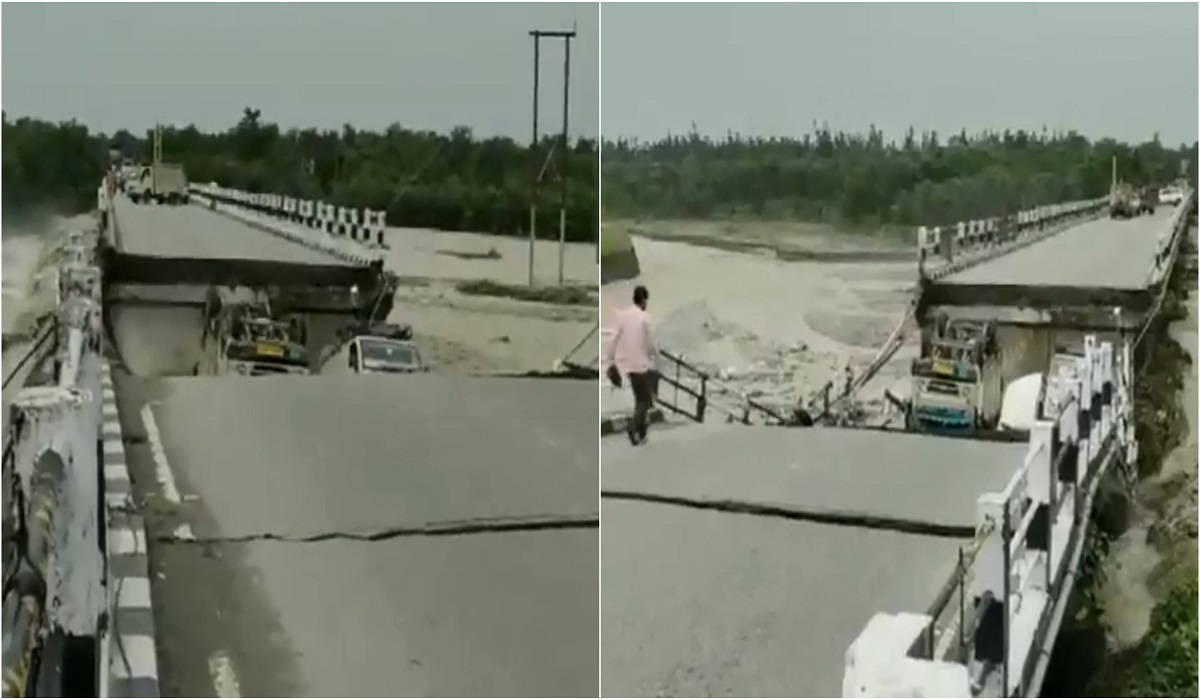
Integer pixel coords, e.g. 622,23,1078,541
153,124,163,193
528,25,577,287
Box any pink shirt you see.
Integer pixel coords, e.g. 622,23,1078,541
606,305,655,374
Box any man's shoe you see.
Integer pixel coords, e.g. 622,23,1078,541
627,426,641,445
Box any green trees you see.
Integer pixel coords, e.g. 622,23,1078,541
3,114,108,216
602,127,1198,229
2,110,598,243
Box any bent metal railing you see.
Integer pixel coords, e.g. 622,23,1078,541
656,348,709,423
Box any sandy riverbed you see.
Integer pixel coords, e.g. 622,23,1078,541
371,227,599,374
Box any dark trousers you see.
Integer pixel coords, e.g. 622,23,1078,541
628,370,657,439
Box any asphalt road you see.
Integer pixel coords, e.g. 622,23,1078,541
603,424,1023,529
601,424,1022,696
943,207,1177,289
113,197,347,266
114,370,598,697
602,500,967,698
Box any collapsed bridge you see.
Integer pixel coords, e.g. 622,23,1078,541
3,180,598,698
601,189,1196,698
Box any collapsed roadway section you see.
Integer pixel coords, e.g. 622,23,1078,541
88,194,598,696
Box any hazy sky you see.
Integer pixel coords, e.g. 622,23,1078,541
602,3,1199,145
2,3,598,139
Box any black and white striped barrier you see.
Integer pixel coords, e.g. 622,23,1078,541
918,198,1108,281
843,336,1133,698
186,185,384,267
190,183,388,247
100,359,160,698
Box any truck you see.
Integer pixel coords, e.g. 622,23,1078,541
1138,186,1158,215
1109,182,1138,219
132,163,189,205
907,318,1004,434
198,295,310,376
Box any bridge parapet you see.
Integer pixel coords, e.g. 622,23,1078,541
918,197,1107,281
189,183,387,266
843,334,1132,698
1,221,157,696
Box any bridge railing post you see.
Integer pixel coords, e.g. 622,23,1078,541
844,330,1138,697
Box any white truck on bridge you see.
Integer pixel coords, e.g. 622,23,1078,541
127,163,189,205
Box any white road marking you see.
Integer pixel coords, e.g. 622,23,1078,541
110,634,159,679
110,528,146,556
115,577,152,609
173,524,195,541
208,651,242,698
104,462,129,482
140,405,180,503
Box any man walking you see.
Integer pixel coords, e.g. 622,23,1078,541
606,285,657,445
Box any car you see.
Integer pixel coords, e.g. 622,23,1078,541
1159,186,1185,206
346,335,427,374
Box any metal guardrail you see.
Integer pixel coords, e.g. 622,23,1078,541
656,348,710,423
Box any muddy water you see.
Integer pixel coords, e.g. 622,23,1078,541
2,234,50,334
603,233,916,416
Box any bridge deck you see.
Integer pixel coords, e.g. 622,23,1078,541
942,208,1175,289
114,372,597,697
113,196,348,266
601,424,1024,697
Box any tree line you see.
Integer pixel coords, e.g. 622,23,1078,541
602,125,1199,230
3,109,598,243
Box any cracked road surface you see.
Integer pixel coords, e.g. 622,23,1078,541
601,424,1024,697
114,371,598,697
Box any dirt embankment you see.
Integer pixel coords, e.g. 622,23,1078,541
1088,224,1197,697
